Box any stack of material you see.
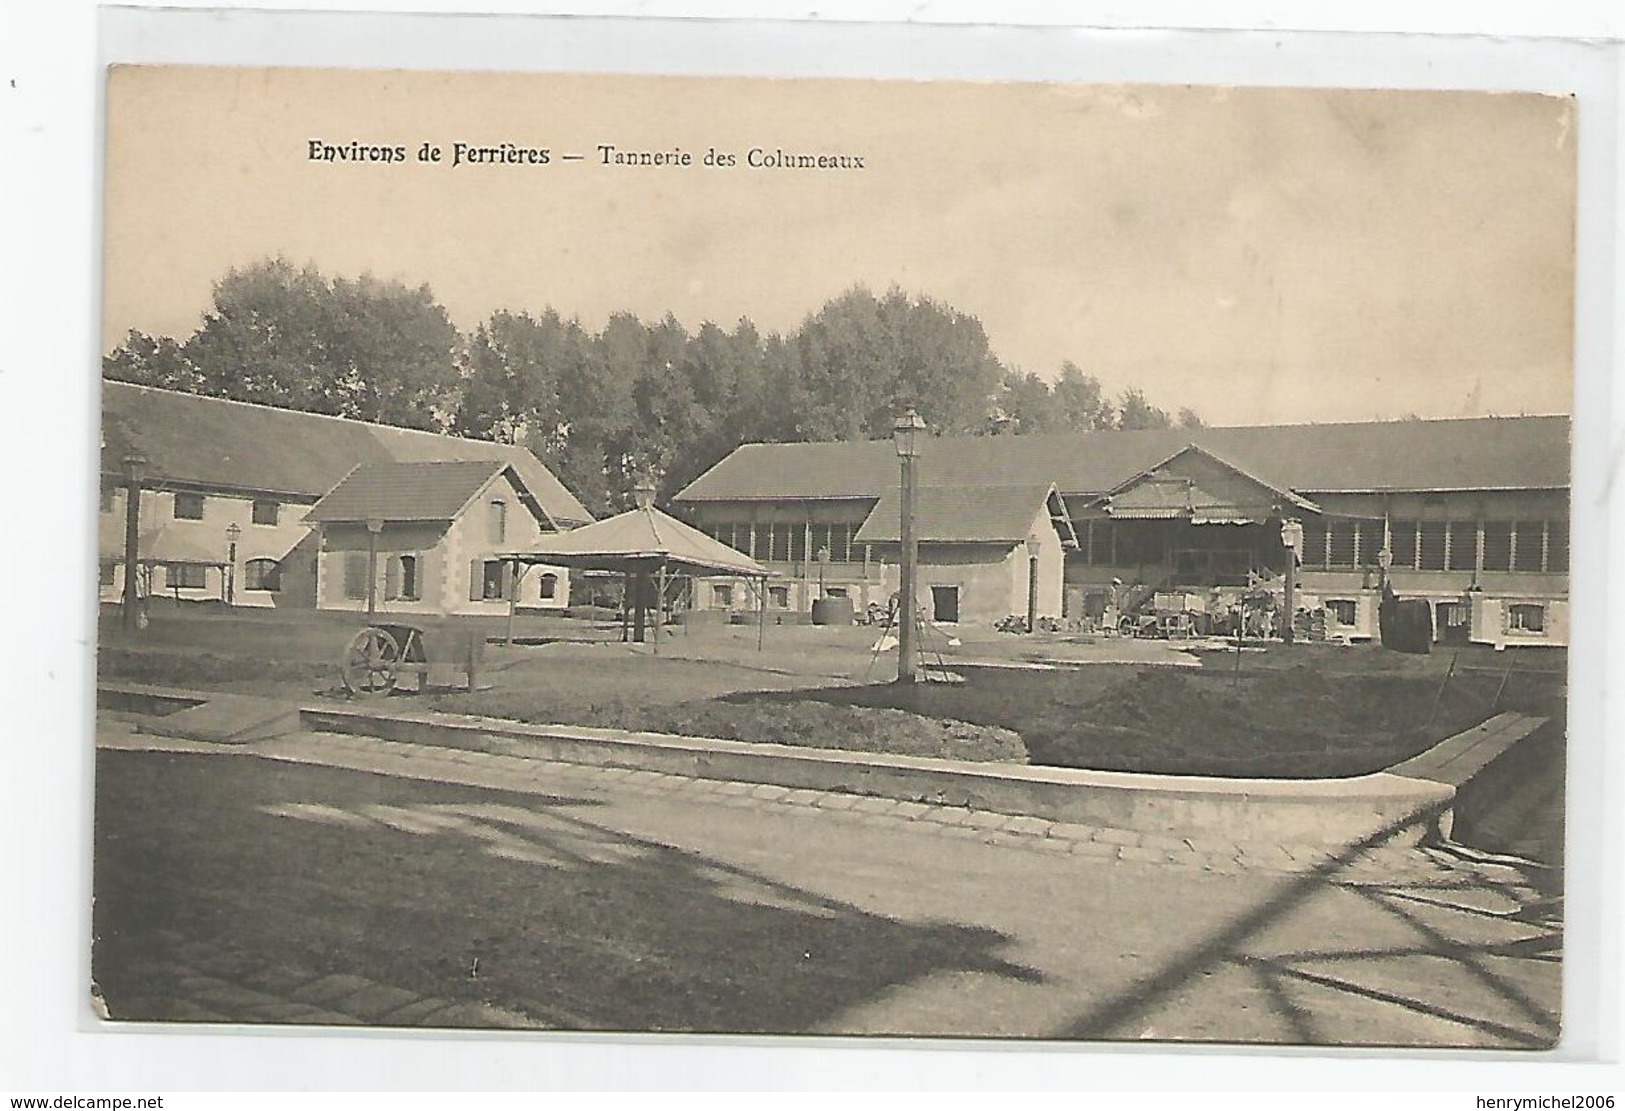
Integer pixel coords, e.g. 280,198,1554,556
1293,607,1330,642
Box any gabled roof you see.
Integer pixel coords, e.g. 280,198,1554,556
100,381,593,526
1095,443,1320,523
305,461,551,526
854,483,1077,546
506,504,769,577
675,415,1570,503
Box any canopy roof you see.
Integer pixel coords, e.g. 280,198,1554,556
98,520,228,566
502,503,770,577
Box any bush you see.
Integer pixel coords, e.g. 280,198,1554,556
435,689,1028,764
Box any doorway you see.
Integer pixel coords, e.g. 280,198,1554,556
931,585,960,623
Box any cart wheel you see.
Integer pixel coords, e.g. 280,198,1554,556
341,627,401,695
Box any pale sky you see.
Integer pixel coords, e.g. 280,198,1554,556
102,68,1576,425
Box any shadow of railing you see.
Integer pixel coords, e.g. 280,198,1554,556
1053,796,1562,1047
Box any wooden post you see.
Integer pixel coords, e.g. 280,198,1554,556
620,571,631,642
757,576,767,651
1492,660,1515,711
898,450,918,683
365,517,383,619
120,454,146,634
505,561,524,646
633,568,648,644
466,629,481,692
1233,602,1243,689
1425,650,1459,731
654,563,666,655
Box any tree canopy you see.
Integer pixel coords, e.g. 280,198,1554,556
108,259,460,430
106,264,1198,515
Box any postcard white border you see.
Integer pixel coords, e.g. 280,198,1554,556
4,1,1620,1093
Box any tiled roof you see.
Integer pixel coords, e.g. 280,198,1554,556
854,484,1063,544
100,381,593,525
305,461,517,524
676,415,1571,503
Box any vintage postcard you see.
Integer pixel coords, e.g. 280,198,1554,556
93,65,1573,1047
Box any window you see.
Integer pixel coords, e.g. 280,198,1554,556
1507,603,1546,634
252,500,280,526
1299,520,1328,568
343,551,368,599
712,584,734,608
1389,521,1419,570
1481,522,1512,572
173,492,204,520
168,563,207,589
482,559,507,600
1512,521,1545,573
768,584,790,608
826,586,849,599
1327,520,1357,568
1324,599,1358,627
1445,521,1479,572
1547,521,1569,573
1418,521,1447,571
821,523,855,563
769,524,793,563
489,500,507,545
539,573,559,600
99,562,116,587
386,555,419,601
244,558,280,592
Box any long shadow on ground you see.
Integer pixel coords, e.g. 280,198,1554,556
1051,794,1562,1048
93,751,1041,1034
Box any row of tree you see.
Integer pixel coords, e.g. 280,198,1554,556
105,258,1199,515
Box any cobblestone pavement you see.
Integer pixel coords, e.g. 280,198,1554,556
94,720,1563,1043
98,719,1547,887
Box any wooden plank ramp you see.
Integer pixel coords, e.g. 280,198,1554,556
1390,712,1549,788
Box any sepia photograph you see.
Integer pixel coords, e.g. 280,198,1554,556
90,64,1575,1048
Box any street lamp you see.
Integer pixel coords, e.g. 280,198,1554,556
225,522,241,606
892,408,927,683
120,452,147,634
1026,532,1042,634
1280,517,1304,645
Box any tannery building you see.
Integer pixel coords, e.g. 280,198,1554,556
672,416,1570,648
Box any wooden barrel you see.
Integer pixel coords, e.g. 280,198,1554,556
810,596,856,625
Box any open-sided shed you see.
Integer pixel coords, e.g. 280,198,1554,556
500,488,773,648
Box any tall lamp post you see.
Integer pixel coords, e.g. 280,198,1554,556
225,522,241,606
1280,517,1303,645
893,408,927,683
1026,532,1042,634
120,453,146,634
